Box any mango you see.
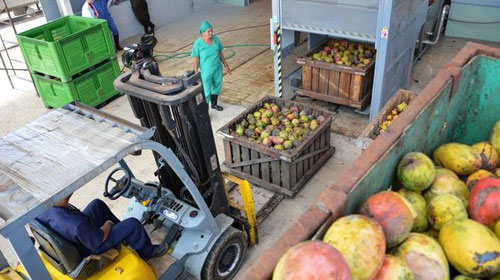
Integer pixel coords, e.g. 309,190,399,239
428,194,467,231
433,143,482,175
424,173,469,206
398,188,429,232
472,142,499,171
360,191,415,247
440,219,500,278
323,215,385,280
373,255,414,280
491,121,500,156
468,177,500,228
454,276,479,280
495,220,500,239
273,241,352,280
466,169,496,191
435,167,459,179
397,152,436,191
396,233,449,280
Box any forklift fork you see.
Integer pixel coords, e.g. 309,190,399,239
222,174,258,245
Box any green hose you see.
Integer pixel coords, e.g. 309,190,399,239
154,43,269,63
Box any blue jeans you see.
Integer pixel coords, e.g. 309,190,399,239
83,199,154,258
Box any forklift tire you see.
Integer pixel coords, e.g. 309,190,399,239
201,227,247,280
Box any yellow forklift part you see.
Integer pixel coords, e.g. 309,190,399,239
223,173,258,245
15,246,156,280
0,268,25,280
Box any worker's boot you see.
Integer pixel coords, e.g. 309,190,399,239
113,35,123,51
211,95,223,111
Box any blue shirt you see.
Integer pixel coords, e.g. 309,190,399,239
37,206,103,258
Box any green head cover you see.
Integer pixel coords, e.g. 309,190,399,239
200,21,212,34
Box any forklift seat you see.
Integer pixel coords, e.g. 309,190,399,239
29,220,119,280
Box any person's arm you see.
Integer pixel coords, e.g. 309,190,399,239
76,220,105,251
191,40,200,73
100,220,114,242
193,57,200,73
219,52,231,75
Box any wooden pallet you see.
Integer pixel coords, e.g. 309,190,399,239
217,96,336,197
296,40,375,110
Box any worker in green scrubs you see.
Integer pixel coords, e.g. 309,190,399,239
191,21,231,111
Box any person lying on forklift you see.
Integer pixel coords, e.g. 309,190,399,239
36,195,167,261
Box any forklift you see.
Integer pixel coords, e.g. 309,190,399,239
0,35,256,280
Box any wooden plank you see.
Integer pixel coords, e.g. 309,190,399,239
261,152,270,182
296,88,369,109
361,68,375,100
290,163,297,188
307,143,314,173
319,68,329,95
314,135,321,162
231,143,242,171
281,161,291,190
298,56,374,75
291,147,335,194
223,140,232,164
224,168,294,197
225,156,278,169
328,71,340,97
302,144,310,173
296,152,304,180
271,160,281,186
350,74,363,102
302,66,312,91
338,72,351,100
250,150,260,178
311,67,320,92
241,147,251,174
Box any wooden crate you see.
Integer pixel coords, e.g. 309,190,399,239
296,42,375,110
217,96,336,197
357,89,417,150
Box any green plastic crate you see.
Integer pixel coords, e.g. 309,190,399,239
17,16,116,82
33,59,121,108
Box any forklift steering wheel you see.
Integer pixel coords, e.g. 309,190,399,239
104,167,132,200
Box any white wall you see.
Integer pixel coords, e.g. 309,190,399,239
109,0,217,40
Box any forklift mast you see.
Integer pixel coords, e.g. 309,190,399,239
114,65,229,217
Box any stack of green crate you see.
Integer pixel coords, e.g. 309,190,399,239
17,16,121,108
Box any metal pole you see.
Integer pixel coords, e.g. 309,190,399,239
0,35,16,76
6,227,52,280
0,48,14,89
1,0,18,35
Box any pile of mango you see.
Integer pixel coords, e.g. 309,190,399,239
232,102,326,151
273,120,500,280
379,102,408,134
311,40,376,68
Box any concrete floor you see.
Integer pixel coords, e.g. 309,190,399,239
1,1,500,279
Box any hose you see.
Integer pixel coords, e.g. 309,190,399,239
154,23,270,54
153,43,269,63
